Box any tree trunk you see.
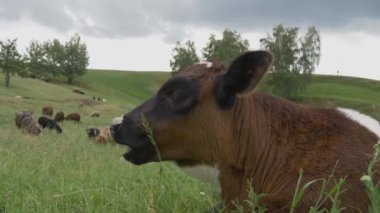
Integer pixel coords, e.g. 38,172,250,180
67,77,73,84
5,71,10,87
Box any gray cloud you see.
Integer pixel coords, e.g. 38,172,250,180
0,0,379,42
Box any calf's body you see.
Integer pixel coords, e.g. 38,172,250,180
111,51,379,212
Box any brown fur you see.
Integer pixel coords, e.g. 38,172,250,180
54,111,64,123
65,113,80,122
42,106,53,116
113,52,379,212
95,126,114,144
156,62,379,212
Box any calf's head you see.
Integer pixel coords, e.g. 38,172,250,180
111,51,272,165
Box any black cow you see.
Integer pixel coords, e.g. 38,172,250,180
38,116,63,134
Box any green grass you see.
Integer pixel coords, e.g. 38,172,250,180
78,70,169,106
0,72,217,212
299,75,380,121
0,71,379,212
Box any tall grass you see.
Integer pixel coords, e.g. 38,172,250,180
0,74,219,212
361,142,380,213
0,121,219,212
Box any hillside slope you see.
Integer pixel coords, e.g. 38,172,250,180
300,75,380,120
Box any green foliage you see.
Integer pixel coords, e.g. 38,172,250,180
61,34,89,84
25,34,89,84
45,39,66,77
290,164,348,213
245,182,267,213
169,40,199,74
260,25,321,100
361,142,380,213
25,40,62,81
290,169,319,212
203,29,249,67
0,39,24,87
232,180,266,213
169,29,249,74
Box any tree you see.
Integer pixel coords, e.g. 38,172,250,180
0,39,24,87
26,39,66,82
260,25,321,99
202,29,249,67
26,41,50,81
170,40,199,74
61,34,89,84
44,39,65,79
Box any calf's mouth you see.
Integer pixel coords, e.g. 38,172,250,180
111,124,157,165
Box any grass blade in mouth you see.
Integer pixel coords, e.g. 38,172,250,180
141,114,162,162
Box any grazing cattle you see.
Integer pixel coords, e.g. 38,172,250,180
73,88,85,95
111,51,380,212
86,116,121,144
88,111,100,118
38,116,63,134
65,113,80,122
42,106,53,116
15,110,41,135
54,111,64,123
86,127,101,138
86,126,114,144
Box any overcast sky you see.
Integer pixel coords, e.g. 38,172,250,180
0,0,379,80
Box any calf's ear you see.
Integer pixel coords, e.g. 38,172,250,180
215,50,272,108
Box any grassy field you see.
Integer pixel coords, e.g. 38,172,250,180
300,75,380,121
0,72,218,212
0,71,379,212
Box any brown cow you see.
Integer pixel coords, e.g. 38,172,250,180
42,106,53,116
54,111,64,123
110,51,379,212
86,126,114,144
95,126,113,144
65,113,80,122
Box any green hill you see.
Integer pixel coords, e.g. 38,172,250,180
300,75,380,121
0,71,379,212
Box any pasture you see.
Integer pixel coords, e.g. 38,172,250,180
0,71,379,212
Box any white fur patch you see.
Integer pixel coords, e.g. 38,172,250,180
111,115,123,125
198,61,213,68
338,107,380,137
179,165,220,191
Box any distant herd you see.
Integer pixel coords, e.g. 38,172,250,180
15,105,116,144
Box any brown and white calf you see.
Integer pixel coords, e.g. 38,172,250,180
111,51,379,212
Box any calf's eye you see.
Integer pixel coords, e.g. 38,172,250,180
170,91,188,102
